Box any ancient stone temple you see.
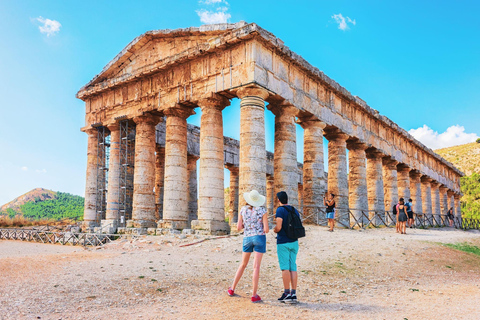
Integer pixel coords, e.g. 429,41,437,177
77,22,463,234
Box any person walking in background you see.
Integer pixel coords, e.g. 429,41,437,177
406,198,414,228
397,198,408,234
447,207,454,227
393,199,400,233
273,191,300,304
324,193,336,232
227,190,268,303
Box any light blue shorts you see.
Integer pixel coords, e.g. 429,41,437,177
326,210,335,219
277,241,299,271
243,235,266,253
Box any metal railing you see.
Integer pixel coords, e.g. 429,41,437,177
0,228,119,247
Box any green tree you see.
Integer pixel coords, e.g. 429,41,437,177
461,173,480,219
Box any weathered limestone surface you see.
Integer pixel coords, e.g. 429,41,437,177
187,155,199,225
193,94,230,232
448,191,455,217
266,175,274,219
160,107,193,230
421,176,433,222
431,182,441,225
237,87,268,210
382,157,398,223
366,150,385,224
271,104,298,210
299,119,326,223
397,166,411,201
325,130,349,226
105,124,121,221
154,146,165,220
132,115,160,228
409,171,422,214
83,128,99,228
297,183,304,213
227,165,240,226
348,141,369,226
439,186,449,218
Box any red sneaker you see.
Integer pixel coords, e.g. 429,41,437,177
227,287,234,296
251,294,262,302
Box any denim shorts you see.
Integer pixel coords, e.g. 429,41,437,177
326,210,335,219
242,235,266,253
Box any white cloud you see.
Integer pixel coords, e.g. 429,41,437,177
35,169,47,174
332,13,356,31
196,8,231,24
21,166,28,171
409,125,479,150
34,16,61,36
199,0,225,4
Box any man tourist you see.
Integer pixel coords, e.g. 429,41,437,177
227,189,268,303
406,198,414,228
273,191,300,304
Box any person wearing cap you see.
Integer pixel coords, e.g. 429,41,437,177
273,191,300,304
227,189,269,303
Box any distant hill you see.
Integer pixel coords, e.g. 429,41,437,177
435,142,480,219
435,142,480,176
0,188,84,221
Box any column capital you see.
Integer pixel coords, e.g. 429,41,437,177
133,114,163,126
236,85,269,100
366,148,385,159
296,114,327,130
324,128,349,142
84,127,98,136
347,140,368,151
421,175,433,183
163,105,195,119
197,93,230,111
439,185,449,192
447,190,455,196
268,102,297,118
430,181,441,188
187,154,200,162
453,193,461,200
409,170,422,179
382,157,399,169
225,164,239,173
106,123,120,131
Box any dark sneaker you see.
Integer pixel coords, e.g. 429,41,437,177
251,294,262,303
227,287,234,296
278,292,290,302
284,294,298,304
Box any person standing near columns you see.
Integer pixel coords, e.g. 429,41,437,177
324,193,336,232
227,190,268,303
324,128,349,227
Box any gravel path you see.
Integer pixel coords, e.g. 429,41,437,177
1,226,479,319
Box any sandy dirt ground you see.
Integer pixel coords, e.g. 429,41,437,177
1,226,480,320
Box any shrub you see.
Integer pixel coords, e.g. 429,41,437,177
476,138,480,143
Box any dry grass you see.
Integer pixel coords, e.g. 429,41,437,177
0,215,76,228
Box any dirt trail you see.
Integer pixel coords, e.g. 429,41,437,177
1,226,479,320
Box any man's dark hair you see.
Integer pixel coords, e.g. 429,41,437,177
408,198,412,202
277,191,288,204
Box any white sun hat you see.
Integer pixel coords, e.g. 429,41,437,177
243,189,266,207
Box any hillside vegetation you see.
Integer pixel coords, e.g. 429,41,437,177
435,142,480,219
0,189,84,222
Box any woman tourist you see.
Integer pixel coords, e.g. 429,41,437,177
324,193,336,232
397,198,408,234
227,189,268,303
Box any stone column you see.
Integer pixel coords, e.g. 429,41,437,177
299,119,326,224
347,140,368,227
324,129,349,227
298,183,304,214
270,103,298,211
159,106,194,230
187,155,199,225
421,176,433,225
397,165,411,201
83,128,99,228
454,194,461,219
132,115,160,228
409,171,422,215
227,166,240,227
439,186,449,224
193,94,230,233
366,150,385,225
382,157,398,224
154,146,165,221
431,181,441,225
236,86,269,211
105,124,121,226
266,175,274,221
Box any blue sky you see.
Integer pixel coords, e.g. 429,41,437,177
0,0,479,205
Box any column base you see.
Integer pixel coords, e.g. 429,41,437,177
100,219,121,234
133,219,158,228
82,220,99,231
157,219,188,230
191,219,230,235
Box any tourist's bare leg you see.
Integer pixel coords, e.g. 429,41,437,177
252,252,263,296
281,270,291,290
290,271,298,290
231,252,251,291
